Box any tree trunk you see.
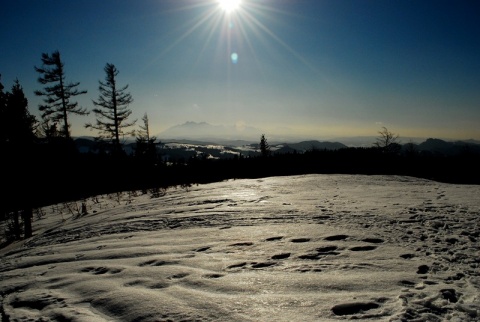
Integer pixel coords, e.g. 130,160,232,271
23,207,32,238
13,210,21,240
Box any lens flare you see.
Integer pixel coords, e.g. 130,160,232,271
149,1,315,80
231,52,239,64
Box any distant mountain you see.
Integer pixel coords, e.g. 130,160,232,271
331,136,430,147
163,138,258,147
415,138,480,155
462,139,480,145
273,140,347,153
73,135,480,159
74,138,97,153
158,121,262,142
417,138,452,153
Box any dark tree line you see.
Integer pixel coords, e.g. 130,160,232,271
1,51,141,243
1,51,479,245
1,76,38,240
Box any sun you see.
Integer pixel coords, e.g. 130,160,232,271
218,0,241,13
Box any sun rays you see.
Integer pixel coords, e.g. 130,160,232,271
148,0,312,76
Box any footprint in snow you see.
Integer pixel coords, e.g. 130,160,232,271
331,301,380,316
227,262,247,269
349,245,377,251
139,259,178,267
290,238,310,243
324,234,349,241
271,253,291,260
400,253,416,259
169,272,190,279
81,266,123,275
361,238,384,244
416,265,429,274
202,273,224,279
194,246,211,252
229,242,254,247
251,262,276,269
265,236,283,241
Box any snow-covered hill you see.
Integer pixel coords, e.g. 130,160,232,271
1,175,479,321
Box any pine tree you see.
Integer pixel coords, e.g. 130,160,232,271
0,76,9,236
38,120,60,142
0,75,5,103
86,63,136,154
135,113,158,162
5,79,37,146
34,50,88,139
260,134,271,157
0,75,7,146
2,79,38,239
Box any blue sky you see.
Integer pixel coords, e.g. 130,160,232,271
1,0,479,141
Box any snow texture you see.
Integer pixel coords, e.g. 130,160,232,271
1,174,479,321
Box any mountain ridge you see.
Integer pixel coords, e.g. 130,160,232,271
158,121,263,142
73,135,480,159
73,122,480,157
157,121,480,147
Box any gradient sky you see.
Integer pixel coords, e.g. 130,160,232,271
1,0,479,141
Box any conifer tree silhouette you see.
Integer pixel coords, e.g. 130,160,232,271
135,113,158,162
6,79,37,146
260,134,271,157
86,63,136,154
2,79,37,239
34,50,88,139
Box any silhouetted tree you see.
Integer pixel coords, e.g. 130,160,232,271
135,113,158,162
404,141,418,158
0,75,8,235
86,63,136,154
260,134,271,157
22,208,33,238
38,120,60,142
137,113,154,142
34,50,88,139
5,80,38,146
2,79,38,239
374,126,400,154
0,75,7,146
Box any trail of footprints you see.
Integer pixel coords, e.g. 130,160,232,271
220,233,469,319
221,233,392,318
71,229,469,320
81,234,384,283
224,233,383,273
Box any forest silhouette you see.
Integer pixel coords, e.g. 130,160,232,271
1,51,479,243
